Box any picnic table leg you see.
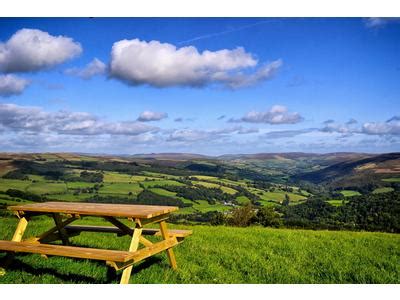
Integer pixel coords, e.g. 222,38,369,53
0,216,29,276
159,220,177,270
52,213,70,245
120,224,142,284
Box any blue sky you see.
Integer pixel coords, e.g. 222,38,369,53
0,18,399,155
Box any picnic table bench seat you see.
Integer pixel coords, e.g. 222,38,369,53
0,235,180,270
64,224,192,240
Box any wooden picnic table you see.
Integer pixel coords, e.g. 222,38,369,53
0,202,192,284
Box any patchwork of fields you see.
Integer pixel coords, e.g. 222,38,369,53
0,168,310,214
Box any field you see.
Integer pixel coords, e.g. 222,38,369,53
0,215,398,284
340,190,362,197
372,187,395,194
382,177,400,182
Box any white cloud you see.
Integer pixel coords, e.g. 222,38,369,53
362,117,400,135
65,58,106,79
109,38,281,88
365,18,400,28
167,126,258,142
0,28,82,73
231,105,303,124
137,111,168,122
0,103,157,136
0,75,30,96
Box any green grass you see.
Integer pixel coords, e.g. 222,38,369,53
66,182,95,189
149,188,178,197
327,200,348,206
26,182,67,195
382,177,400,182
251,188,306,204
192,181,237,195
99,183,142,195
236,195,250,205
103,172,133,183
0,215,399,283
0,179,32,192
372,187,395,194
340,190,362,197
140,180,184,189
192,200,231,212
28,175,46,182
46,193,92,202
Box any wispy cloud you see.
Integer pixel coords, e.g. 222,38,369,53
178,20,282,45
65,58,106,79
0,103,158,136
365,17,400,29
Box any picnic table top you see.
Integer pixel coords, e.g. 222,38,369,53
8,202,179,219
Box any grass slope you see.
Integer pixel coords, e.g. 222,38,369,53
0,216,399,284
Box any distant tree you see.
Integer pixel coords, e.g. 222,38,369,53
256,207,282,227
282,194,290,206
228,203,255,227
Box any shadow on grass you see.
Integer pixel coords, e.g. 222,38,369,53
0,254,164,284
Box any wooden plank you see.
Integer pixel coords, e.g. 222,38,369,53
135,214,169,226
142,228,193,238
64,225,192,238
159,221,177,270
65,225,122,234
120,226,142,284
0,240,134,262
103,216,133,236
52,213,70,245
37,216,77,242
12,217,28,242
107,237,179,271
139,236,153,247
8,202,178,219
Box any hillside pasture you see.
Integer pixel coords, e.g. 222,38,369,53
0,216,398,284
372,187,395,194
340,190,362,197
0,179,32,192
103,172,133,183
99,183,142,195
140,180,184,189
382,177,400,182
66,182,95,189
26,182,67,195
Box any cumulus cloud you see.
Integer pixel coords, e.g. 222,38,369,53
65,58,106,79
365,18,400,28
0,75,30,96
0,28,82,73
362,117,400,135
0,103,157,136
230,105,303,124
109,38,282,88
137,111,168,122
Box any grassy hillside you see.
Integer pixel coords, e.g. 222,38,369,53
0,215,398,284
